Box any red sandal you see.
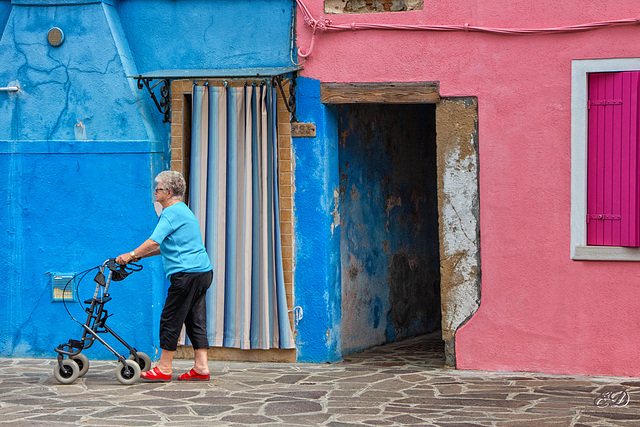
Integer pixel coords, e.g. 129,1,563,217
178,368,210,381
140,366,172,382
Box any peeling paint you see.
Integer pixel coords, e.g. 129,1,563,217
331,188,341,237
385,194,401,216
436,98,480,365
350,183,359,201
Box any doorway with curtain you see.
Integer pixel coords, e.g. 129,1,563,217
169,79,296,362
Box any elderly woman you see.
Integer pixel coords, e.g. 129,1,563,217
116,171,212,381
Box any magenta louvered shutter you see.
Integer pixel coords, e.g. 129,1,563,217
587,71,640,246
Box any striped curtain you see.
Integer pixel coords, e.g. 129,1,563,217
188,82,294,350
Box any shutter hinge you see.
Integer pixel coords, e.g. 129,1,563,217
587,214,622,223
588,99,623,109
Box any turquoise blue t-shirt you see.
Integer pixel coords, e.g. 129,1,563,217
149,202,212,279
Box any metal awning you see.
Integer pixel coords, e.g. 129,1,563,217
133,67,300,80
129,67,301,123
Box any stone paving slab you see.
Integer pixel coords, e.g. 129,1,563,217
0,335,639,426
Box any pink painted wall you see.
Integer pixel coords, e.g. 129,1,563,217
297,0,640,377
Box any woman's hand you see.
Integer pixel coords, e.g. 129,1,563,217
116,252,135,265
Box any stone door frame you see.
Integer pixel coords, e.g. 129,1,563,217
321,82,481,367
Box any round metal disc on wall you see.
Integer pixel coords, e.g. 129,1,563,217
47,27,64,47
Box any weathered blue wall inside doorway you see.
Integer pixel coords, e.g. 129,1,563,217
337,104,441,355
0,0,296,361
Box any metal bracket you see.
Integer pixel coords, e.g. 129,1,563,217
588,99,622,109
136,76,171,123
586,214,621,223
273,73,298,122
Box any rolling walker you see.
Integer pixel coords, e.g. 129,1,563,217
53,259,151,385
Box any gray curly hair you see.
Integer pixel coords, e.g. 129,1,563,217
155,171,186,199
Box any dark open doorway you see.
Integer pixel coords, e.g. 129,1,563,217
337,103,442,356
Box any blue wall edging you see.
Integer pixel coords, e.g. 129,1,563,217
293,77,342,363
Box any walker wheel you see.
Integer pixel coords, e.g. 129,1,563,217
128,352,152,372
115,360,141,385
53,359,80,384
71,354,89,377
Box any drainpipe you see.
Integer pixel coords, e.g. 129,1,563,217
0,86,19,92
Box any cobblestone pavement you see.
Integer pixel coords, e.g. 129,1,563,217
1,334,639,426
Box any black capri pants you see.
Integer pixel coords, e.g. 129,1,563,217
159,270,213,351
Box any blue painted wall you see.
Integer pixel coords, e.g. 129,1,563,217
0,1,10,34
116,0,295,74
0,0,296,361
0,0,164,359
293,77,342,363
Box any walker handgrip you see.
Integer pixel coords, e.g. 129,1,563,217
106,258,143,281
127,263,143,271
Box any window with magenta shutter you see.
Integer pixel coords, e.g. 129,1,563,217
571,58,640,261
586,71,640,247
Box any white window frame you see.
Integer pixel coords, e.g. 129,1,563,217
571,57,640,260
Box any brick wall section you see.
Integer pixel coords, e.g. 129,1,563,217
170,79,296,361
325,0,423,14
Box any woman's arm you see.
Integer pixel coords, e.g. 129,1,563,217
116,239,161,265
